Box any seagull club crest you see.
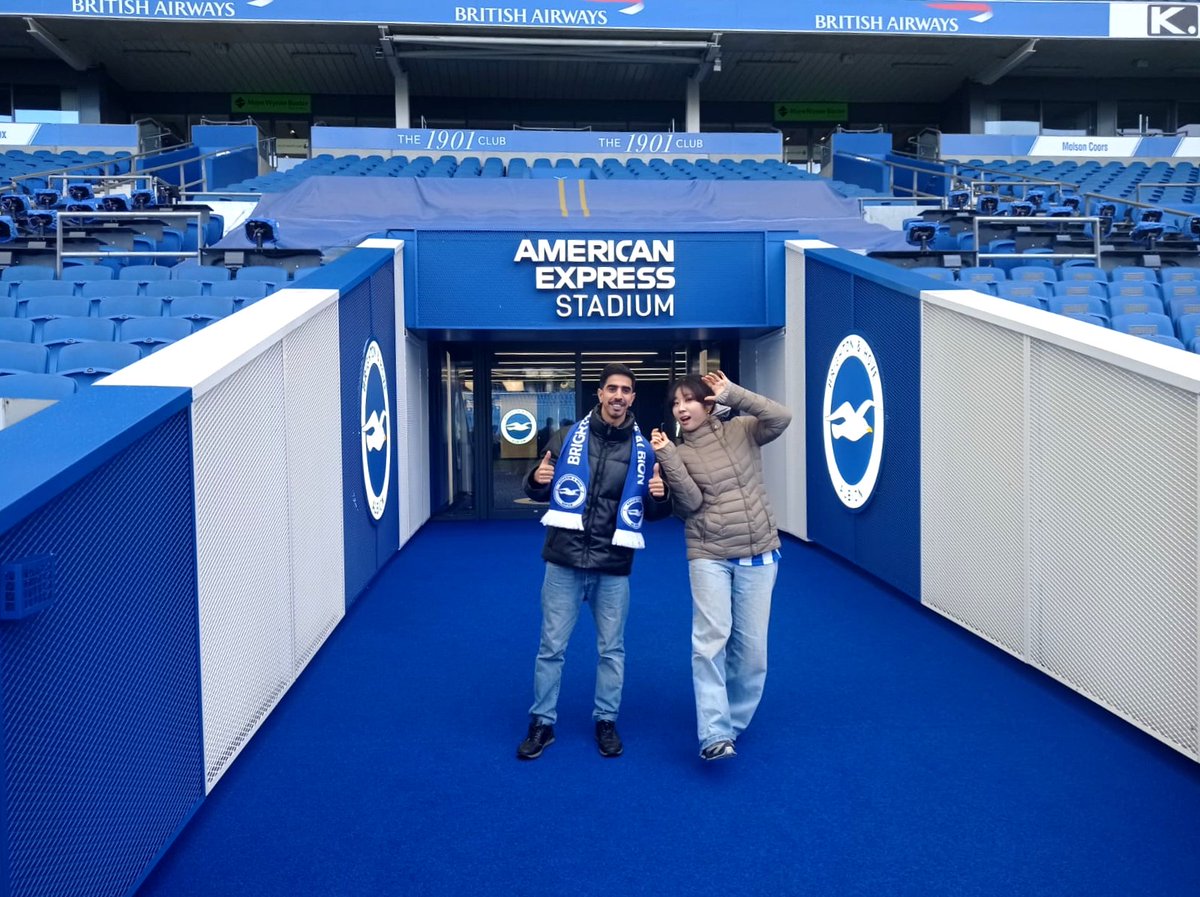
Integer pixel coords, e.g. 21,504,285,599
822,334,884,510
360,339,391,522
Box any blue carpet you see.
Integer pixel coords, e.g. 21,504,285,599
137,519,1200,896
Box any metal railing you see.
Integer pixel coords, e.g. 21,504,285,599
971,215,1104,266
50,209,209,275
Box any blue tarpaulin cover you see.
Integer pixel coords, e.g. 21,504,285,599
216,177,908,251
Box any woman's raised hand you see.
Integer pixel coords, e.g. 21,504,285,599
650,428,670,451
702,369,731,397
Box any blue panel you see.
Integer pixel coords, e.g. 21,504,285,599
0,409,204,897
413,230,774,330
338,256,400,606
0,386,193,535
805,251,921,599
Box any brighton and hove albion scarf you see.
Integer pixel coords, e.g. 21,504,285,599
541,414,657,549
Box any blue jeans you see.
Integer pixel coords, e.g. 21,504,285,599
530,562,631,725
688,558,777,749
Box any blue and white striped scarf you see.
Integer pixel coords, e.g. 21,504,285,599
541,415,656,549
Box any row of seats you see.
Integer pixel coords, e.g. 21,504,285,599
0,149,134,183
919,263,1200,285
0,263,309,297
213,155,875,198
0,314,210,354
0,296,260,334
0,338,149,388
950,159,1200,204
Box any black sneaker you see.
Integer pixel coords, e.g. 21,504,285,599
700,739,736,761
595,719,623,757
517,719,555,760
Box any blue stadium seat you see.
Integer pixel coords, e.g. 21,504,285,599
1009,265,1057,286
0,295,14,317
1053,281,1108,301
120,316,193,355
1159,267,1200,283
1058,264,1105,284
0,340,49,374
119,264,172,285
1,266,55,296
145,280,204,301
14,281,72,301
913,267,956,282
66,265,115,288
0,318,33,341
1144,333,1186,349
98,295,164,322
1049,295,1109,321
1110,265,1159,283
210,281,268,302
995,282,1050,306
1111,312,1176,340
169,296,235,331
958,267,1006,289
171,263,232,289
54,341,142,385
234,265,288,289
22,295,91,339
1108,292,1165,317
1176,313,1200,345
40,317,116,367
82,280,142,300
0,372,77,399
1060,312,1110,327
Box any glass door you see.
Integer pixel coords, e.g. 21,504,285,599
490,351,579,518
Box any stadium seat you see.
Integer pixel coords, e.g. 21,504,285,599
120,316,193,355
145,280,204,300
1060,312,1110,327
119,264,172,285
22,296,91,339
995,282,1050,307
958,267,1006,289
82,281,142,300
1053,281,1108,301
1110,266,1159,283
0,340,49,374
1144,333,1185,349
210,281,269,302
1159,267,1200,283
1009,265,1057,286
1,266,55,296
171,264,232,291
913,267,955,282
98,295,164,322
1111,312,1175,339
0,372,77,399
14,281,73,301
1175,313,1200,345
1048,295,1108,321
169,296,235,330
54,341,142,386
1108,293,1166,317
0,318,33,341
234,265,288,288
40,317,116,366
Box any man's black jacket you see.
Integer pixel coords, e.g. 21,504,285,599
524,405,671,576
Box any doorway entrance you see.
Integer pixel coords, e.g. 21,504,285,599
431,341,735,519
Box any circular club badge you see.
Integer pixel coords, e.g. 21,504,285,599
500,408,537,445
822,334,884,510
360,339,391,522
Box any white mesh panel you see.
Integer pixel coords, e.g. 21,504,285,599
284,305,345,672
1029,342,1198,755
192,345,293,789
921,305,1028,655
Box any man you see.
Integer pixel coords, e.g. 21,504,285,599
518,363,669,760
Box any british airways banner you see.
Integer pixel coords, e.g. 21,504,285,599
2,0,1122,37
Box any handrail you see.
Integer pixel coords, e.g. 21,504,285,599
51,208,209,275
836,152,952,202
972,214,1103,265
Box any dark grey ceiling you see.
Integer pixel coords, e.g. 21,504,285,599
3,15,1200,104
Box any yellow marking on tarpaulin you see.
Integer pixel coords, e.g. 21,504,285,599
557,179,569,217
578,180,591,217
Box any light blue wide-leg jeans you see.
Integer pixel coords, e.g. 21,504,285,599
688,558,777,749
530,561,631,725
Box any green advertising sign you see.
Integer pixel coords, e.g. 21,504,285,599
774,102,849,122
231,93,312,114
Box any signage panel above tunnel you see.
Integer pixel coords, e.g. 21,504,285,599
409,231,782,331
10,0,1114,37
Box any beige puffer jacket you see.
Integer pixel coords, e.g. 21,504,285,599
656,382,792,561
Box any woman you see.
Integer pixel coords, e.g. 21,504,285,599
650,370,792,761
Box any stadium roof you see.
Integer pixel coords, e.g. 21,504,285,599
3,17,1200,104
